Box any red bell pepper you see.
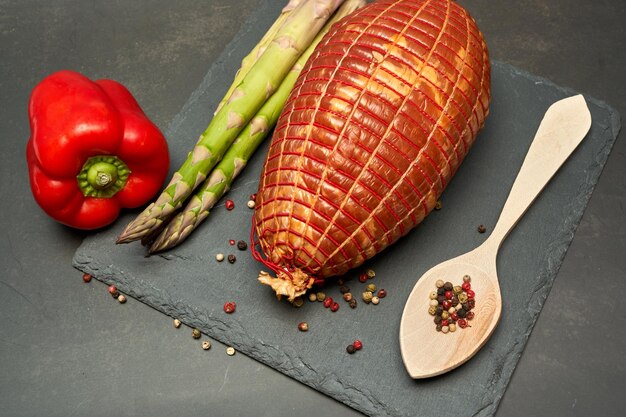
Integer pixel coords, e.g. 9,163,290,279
26,70,170,230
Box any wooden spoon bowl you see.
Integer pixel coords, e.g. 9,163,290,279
400,246,501,378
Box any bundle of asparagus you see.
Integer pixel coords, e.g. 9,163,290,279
117,0,365,251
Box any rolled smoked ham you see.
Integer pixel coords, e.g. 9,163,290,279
252,0,491,300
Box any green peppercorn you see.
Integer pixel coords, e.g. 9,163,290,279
428,305,437,315
434,200,442,210
366,269,376,279
441,311,449,320
453,285,463,295
365,283,376,293
362,291,373,303
458,293,468,303
443,282,453,291
316,292,326,302
292,297,304,308
192,329,201,339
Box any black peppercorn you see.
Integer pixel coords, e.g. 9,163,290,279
451,297,459,306
468,299,476,309
443,282,453,291
227,254,236,264
462,302,470,311
339,285,350,294
237,240,247,250
435,306,443,315
437,288,445,296
348,299,357,309
457,308,467,318
436,324,443,332
346,344,356,354
437,295,445,303
434,316,443,324
478,224,486,233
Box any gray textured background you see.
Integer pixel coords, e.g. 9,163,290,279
1,1,625,416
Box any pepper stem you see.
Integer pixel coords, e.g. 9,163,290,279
77,155,130,198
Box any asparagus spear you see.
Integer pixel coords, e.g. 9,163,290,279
214,0,303,115
117,0,346,244
149,0,365,254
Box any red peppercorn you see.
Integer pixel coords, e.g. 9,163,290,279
229,239,235,245
323,297,333,308
108,285,118,295
466,289,475,299
441,319,449,327
250,193,257,201
466,311,475,320
223,302,236,314
462,282,471,291
359,273,368,283
450,312,458,321
457,318,468,328
444,290,453,299
225,200,235,210
82,273,92,283
330,302,340,312
377,289,387,298
442,300,452,310
353,340,363,350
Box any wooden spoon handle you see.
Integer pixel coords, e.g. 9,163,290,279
486,95,592,248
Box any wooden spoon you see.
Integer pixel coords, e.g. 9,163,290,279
399,95,592,379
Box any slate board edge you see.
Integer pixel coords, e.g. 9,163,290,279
71,5,622,416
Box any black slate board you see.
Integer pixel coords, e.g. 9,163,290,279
73,2,620,416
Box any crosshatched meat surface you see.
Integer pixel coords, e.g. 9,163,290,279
253,0,491,300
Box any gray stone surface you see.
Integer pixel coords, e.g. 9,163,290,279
72,5,620,413
2,1,625,416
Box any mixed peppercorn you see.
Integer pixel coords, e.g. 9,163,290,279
428,275,476,333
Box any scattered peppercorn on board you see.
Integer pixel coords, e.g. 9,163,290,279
72,2,620,416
